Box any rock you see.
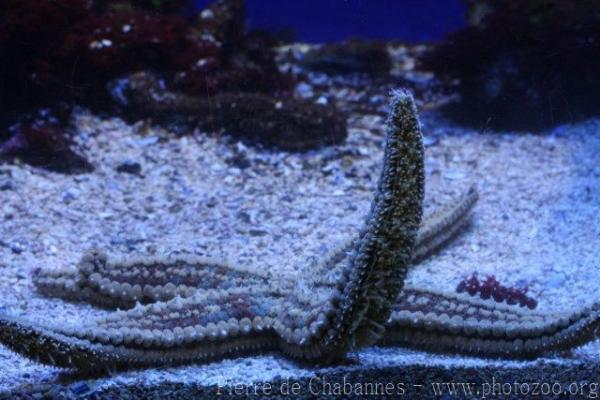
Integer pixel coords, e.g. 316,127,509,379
109,71,348,151
69,382,91,396
248,229,268,237
422,136,439,147
301,39,391,75
0,117,93,174
203,92,347,151
226,153,251,169
195,0,246,50
443,170,466,180
0,239,27,254
295,82,314,98
116,161,143,176
422,0,600,131
61,188,79,204
0,0,293,173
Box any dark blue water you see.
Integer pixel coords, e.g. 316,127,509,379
193,0,466,43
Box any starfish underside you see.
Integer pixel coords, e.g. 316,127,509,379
0,90,598,372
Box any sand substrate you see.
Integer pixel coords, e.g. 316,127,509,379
0,107,598,398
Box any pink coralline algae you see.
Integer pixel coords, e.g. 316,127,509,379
456,273,538,309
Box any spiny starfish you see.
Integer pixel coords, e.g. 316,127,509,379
0,89,424,370
31,186,478,311
0,90,597,372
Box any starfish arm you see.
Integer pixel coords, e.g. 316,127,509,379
32,184,474,312
32,182,475,311
383,286,600,358
31,266,86,304
0,286,280,370
0,88,425,369
413,186,478,263
33,249,269,309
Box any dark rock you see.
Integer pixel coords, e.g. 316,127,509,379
248,229,268,237
107,71,203,123
301,39,391,76
195,0,246,52
422,0,600,131
109,71,348,151
168,203,183,214
116,161,143,176
94,0,192,14
186,0,294,95
0,0,293,169
205,197,218,208
226,153,251,169
203,92,347,151
236,211,251,223
0,0,264,114
8,240,27,254
0,115,93,174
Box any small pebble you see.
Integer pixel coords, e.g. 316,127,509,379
316,96,328,105
443,170,466,180
116,161,142,176
295,82,314,98
0,182,14,191
7,241,27,254
61,188,79,204
423,136,439,147
248,229,268,237
70,382,91,396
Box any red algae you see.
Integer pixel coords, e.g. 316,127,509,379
456,273,538,309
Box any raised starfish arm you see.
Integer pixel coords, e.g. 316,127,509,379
384,286,600,358
0,88,425,370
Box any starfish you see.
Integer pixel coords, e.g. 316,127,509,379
0,89,424,370
0,90,598,372
30,186,478,311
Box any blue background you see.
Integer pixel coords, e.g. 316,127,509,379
193,0,466,43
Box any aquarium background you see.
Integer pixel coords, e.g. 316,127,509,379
0,1,599,398
192,0,467,42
